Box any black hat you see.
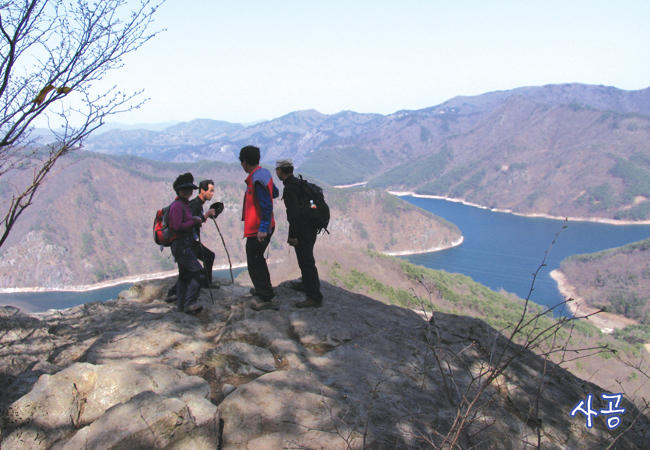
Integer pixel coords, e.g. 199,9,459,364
209,202,224,217
173,172,198,192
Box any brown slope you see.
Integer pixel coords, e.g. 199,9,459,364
371,96,650,220
0,152,460,289
556,238,650,325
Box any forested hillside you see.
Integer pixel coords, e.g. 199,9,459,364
0,152,460,289
559,238,650,324
319,250,650,407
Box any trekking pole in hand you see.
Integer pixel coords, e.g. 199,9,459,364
208,202,234,284
197,232,214,305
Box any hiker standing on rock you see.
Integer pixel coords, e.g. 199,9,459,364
239,146,279,310
168,172,206,315
275,158,323,308
189,179,219,288
166,179,217,300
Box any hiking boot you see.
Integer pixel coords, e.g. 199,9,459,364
287,280,306,292
185,304,203,315
176,305,184,313
251,299,279,311
165,294,177,303
296,297,322,309
251,288,275,299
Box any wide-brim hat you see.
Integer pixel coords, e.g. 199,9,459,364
209,202,224,217
173,172,198,192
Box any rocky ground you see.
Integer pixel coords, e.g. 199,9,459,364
1,277,649,449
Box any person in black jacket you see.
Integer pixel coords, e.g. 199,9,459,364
188,179,217,288
275,158,323,308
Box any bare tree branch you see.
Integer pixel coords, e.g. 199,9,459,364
0,0,165,249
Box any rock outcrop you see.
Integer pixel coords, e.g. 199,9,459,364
1,278,648,449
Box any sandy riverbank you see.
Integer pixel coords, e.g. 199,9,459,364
549,269,639,334
388,191,650,226
0,236,463,294
383,236,464,256
0,263,247,294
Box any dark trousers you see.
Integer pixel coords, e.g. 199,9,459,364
168,242,214,296
246,229,274,298
171,238,205,308
193,241,215,285
295,228,322,302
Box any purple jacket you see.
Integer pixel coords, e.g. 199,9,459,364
169,197,195,235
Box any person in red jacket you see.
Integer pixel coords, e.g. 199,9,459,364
168,172,206,315
239,145,279,310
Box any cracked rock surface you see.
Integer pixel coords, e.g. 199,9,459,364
1,277,648,449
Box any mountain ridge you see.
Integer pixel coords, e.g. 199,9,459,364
79,83,650,220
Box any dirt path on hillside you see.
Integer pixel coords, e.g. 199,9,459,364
550,270,639,334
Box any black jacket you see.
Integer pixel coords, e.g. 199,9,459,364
282,174,311,239
188,196,206,240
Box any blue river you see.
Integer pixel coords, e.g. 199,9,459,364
2,196,650,314
400,196,650,310
0,267,245,314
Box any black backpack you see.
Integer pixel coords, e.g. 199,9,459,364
296,175,330,234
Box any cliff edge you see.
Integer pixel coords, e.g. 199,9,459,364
1,278,648,449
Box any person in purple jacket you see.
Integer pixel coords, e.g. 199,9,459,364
169,172,206,315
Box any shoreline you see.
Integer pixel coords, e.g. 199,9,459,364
549,269,639,334
387,191,650,226
383,236,464,256
0,237,465,294
0,263,247,294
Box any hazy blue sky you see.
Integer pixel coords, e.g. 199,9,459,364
94,0,650,125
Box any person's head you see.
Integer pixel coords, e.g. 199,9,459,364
198,179,215,201
239,145,260,173
275,158,294,180
177,188,193,199
173,172,198,198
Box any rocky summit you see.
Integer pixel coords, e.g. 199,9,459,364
1,278,648,449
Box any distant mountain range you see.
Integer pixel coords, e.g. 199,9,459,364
77,83,650,221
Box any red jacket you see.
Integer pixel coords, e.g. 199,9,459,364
242,166,276,237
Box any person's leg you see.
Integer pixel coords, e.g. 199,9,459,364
203,245,215,284
295,228,322,304
184,270,206,312
245,232,274,299
167,280,177,297
172,239,204,312
176,269,190,310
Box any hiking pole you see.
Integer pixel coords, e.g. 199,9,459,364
211,218,234,284
197,232,214,305
208,201,233,285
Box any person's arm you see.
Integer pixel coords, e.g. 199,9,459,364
169,202,198,232
188,199,203,219
255,181,273,233
283,183,302,240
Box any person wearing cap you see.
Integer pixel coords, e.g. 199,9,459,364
166,179,218,300
169,172,206,315
239,145,279,310
275,158,323,308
